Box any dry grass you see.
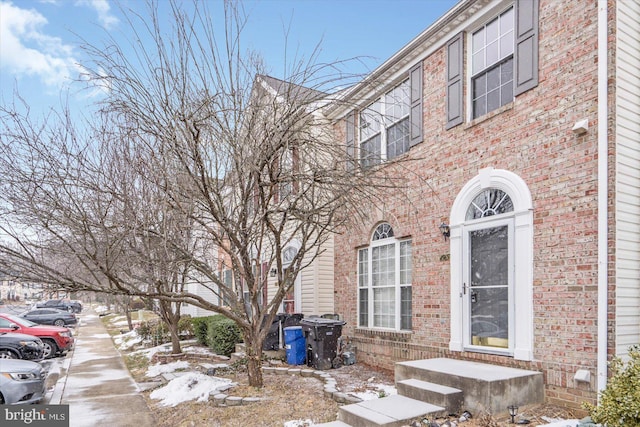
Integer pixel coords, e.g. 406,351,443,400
143,369,339,427
136,355,581,427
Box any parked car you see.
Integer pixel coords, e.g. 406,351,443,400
0,332,45,361
0,358,46,404
0,313,74,359
35,299,82,313
20,308,78,327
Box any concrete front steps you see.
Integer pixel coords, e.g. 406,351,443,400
395,358,544,415
315,358,544,427
337,394,445,427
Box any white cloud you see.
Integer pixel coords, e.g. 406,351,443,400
76,0,119,29
0,1,79,89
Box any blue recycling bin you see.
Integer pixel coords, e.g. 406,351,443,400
283,326,306,365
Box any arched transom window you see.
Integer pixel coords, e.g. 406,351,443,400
357,223,412,330
466,188,514,220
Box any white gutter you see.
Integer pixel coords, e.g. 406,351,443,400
596,0,608,397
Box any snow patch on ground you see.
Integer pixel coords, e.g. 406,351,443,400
146,360,191,377
349,383,397,401
149,372,233,407
113,330,143,351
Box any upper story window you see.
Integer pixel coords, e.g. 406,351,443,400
359,79,410,168
471,7,514,119
446,0,539,128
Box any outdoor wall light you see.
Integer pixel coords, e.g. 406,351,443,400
508,405,519,423
439,223,450,241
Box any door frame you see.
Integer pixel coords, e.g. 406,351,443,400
449,167,534,361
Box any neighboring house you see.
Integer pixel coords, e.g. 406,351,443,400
253,76,335,318
0,276,47,301
209,75,336,320
326,0,639,410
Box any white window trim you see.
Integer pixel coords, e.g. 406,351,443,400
357,227,412,331
449,167,534,361
359,79,410,165
465,2,516,122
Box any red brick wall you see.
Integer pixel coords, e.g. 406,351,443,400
333,0,611,410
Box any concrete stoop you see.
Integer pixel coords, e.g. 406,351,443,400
338,395,446,427
395,358,544,414
314,358,544,427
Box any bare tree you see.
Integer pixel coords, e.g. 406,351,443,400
0,0,406,387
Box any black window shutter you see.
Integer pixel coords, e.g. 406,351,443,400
514,0,539,96
345,110,356,171
409,61,423,147
446,32,463,129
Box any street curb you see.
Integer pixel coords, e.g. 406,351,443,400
46,328,76,405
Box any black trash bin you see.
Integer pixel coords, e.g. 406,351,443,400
300,318,346,370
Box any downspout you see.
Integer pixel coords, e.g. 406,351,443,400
596,0,609,397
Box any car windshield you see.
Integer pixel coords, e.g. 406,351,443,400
4,313,37,327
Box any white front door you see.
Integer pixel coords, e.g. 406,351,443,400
462,218,514,353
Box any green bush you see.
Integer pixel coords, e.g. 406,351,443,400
178,315,194,338
191,316,214,345
136,320,170,345
206,316,242,357
584,345,640,426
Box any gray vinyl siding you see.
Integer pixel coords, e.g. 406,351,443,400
615,0,640,358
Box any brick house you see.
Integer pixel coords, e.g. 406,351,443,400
325,0,639,409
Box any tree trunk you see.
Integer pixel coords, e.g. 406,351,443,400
169,319,182,354
244,332,264,387
125,307,133,331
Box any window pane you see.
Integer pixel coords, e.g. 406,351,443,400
373,287,395,328
472,28,484,54
359,289,369,327
471,287,508,348
361,100,381,134
400,241,412,285
486,40,499,66
500,7,514,33
373,223,394,240
500,32,514,57
466,188,514,220
473,74,486,99
487,88,501,112
401,286,412,330
485,17,499,43
386,117,410,160
486,66,500,92
501,80,514,107
360,134,381,168
470,225,508,288
358,248,368,288
386,80,410,122
372,243,395,288
473,95,486,119
472,50,485,75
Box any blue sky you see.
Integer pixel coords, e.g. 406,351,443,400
0,0,457,116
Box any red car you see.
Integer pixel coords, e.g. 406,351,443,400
0,313,74,359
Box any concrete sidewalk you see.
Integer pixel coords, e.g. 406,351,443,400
50,307,156,427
